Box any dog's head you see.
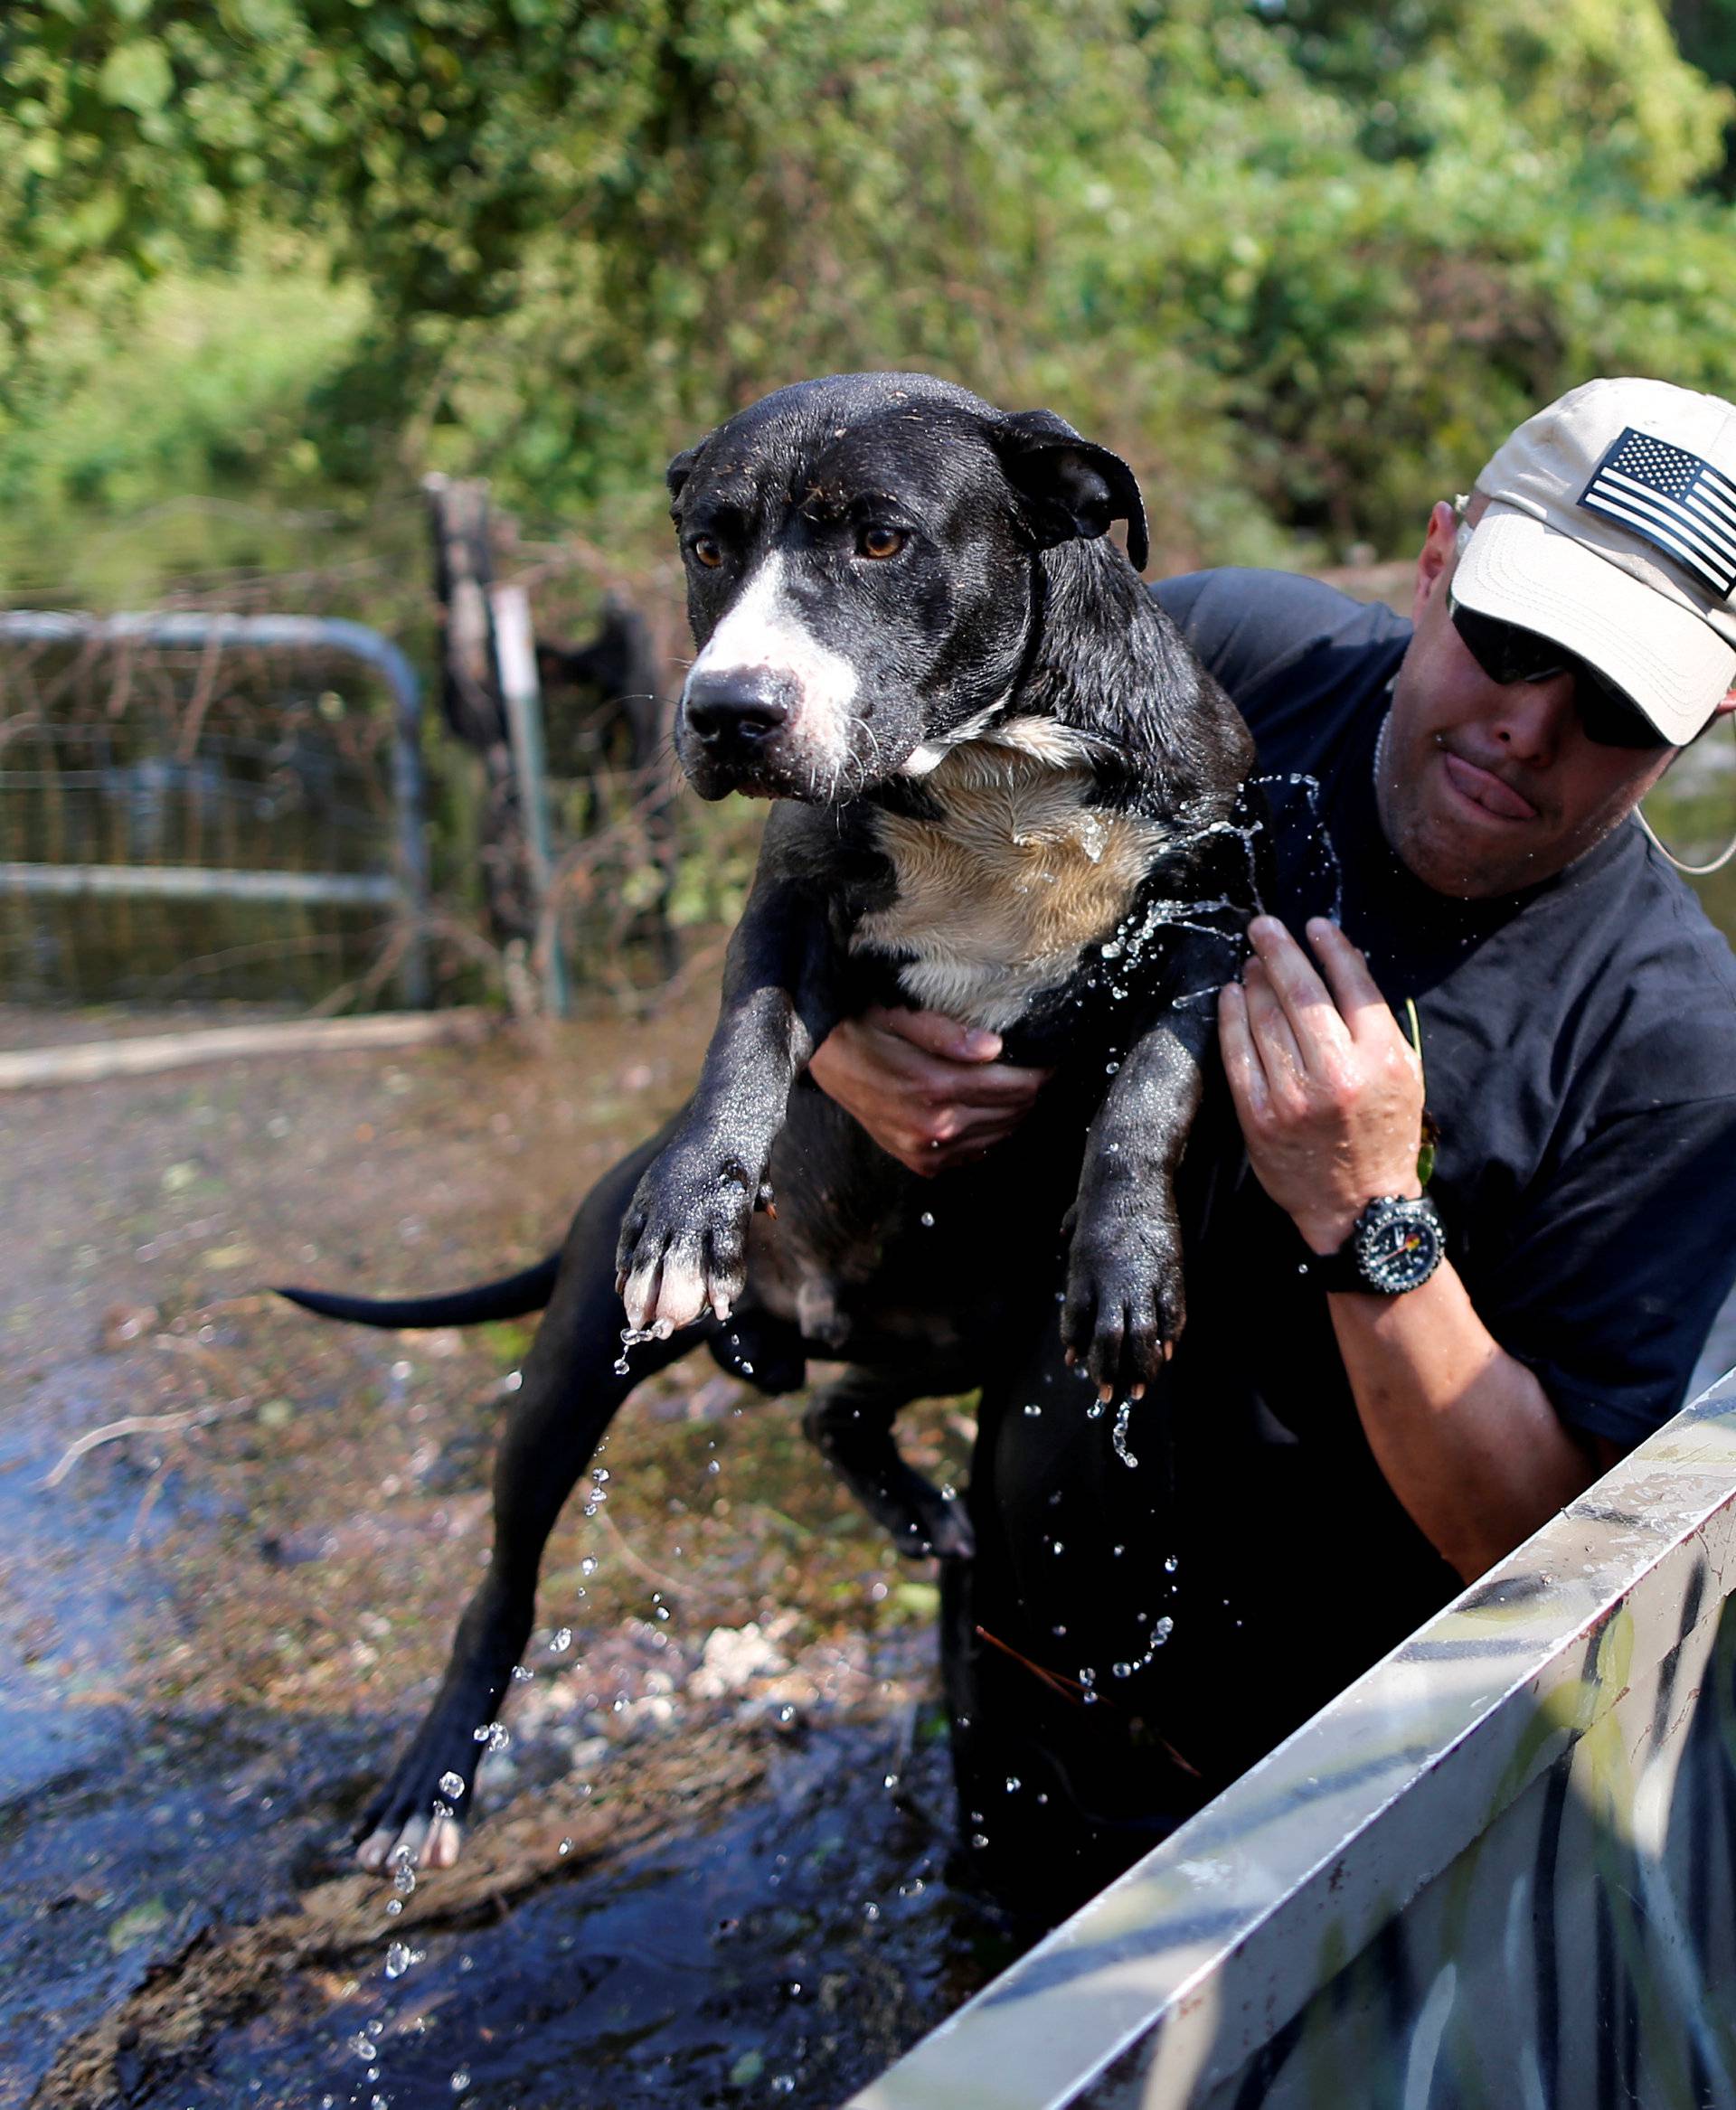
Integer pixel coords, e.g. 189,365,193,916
665,372,1147,802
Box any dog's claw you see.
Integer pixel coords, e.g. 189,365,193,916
358,1804,467,1874
422,1812,464,1868
356,1826,396,1874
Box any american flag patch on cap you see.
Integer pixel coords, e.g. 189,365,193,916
1580,426,1736,599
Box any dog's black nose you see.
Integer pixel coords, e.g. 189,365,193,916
684,673,790,746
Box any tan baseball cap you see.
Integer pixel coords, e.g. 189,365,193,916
1457,376,1736,744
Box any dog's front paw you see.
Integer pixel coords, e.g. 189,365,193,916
615,1148,763,1332
1060,1211,1185,1401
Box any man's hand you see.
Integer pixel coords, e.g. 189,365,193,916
1218,915,1426,1253
1220,914,1611,1581
807,1007,1052,1175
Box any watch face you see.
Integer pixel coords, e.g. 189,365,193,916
1354,1202,1443,1293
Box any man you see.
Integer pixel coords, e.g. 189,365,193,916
808,376,1736,1920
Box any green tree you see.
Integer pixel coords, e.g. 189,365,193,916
5,0,1735,570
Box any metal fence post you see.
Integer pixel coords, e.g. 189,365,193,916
490,582,571,1019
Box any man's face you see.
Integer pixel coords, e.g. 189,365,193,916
1379,503,1685,900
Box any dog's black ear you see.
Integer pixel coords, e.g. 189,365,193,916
666,441,704,509
995,410,1149,573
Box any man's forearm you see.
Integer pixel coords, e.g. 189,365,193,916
1219,918,1618,1582
1326,1260,1608,1581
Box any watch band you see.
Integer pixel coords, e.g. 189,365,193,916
1302,1239,1373,1294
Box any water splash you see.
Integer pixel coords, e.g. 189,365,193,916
1250,768,1343,926
614,1320,672,1377
1111,1399,1137,1469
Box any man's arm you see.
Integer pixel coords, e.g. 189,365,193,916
1218,915,1617,1583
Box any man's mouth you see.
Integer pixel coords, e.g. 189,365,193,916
1439,749,1540,824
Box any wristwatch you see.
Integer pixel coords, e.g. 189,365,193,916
1303,1194,1445,1295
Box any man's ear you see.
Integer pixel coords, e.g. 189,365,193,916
995,410,1149,573
1411,501,1460,625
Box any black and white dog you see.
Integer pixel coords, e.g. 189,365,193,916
282,372,1260,1870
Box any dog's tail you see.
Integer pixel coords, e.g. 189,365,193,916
275,1255,561,1331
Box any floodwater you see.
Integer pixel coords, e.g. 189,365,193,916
0,996,1012,2108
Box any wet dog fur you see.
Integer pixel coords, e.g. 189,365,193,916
279,373,1261,1871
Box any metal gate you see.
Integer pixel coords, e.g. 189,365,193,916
0,612,429,1007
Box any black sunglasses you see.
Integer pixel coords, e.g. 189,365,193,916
1448,598,1669,750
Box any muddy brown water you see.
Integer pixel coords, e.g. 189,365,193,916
0,996,1014,2108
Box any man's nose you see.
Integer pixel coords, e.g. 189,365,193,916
1488,672,1575,762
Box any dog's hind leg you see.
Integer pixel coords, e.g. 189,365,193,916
803,1367,975,1561
354,1136,696,1873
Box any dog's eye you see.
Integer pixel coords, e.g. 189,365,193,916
690,535,724,569
858,527,906,560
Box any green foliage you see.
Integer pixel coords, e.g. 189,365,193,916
1669,0,1736,188
5,0,1736,579
0,246,364,513
1675,0,1736,80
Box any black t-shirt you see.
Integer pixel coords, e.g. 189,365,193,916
1159,566,1736,1450
964,568,1736,1827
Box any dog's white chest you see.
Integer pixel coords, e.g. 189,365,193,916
853,720,1169,1031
